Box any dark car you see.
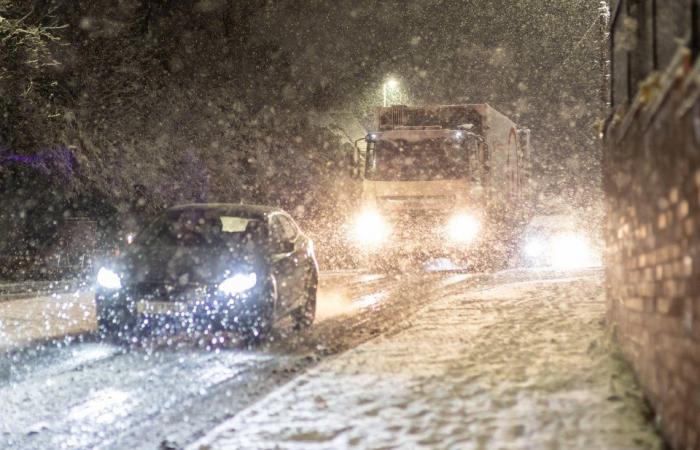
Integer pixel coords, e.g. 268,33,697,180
95,203,318,341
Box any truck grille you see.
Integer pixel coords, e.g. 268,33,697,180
378,195,456,210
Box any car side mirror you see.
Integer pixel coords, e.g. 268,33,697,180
352,137,367,179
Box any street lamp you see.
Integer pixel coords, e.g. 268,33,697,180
383,78,399,107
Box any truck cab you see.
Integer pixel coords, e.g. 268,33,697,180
348,104,530,270
350,127,487,267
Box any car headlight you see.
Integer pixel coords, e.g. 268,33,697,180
524,238,546,258
97,267,122,290
351,210,391,247
218,273,257,295
551,233,596,269
447,213,480,243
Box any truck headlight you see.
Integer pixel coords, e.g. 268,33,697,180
97,267,122,290
351,210,391,247
447,213,480,243
218,273,257,296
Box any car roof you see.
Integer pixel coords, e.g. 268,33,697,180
165,203,287,219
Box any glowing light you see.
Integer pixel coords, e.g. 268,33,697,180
383,78,400,106
218,273,257,295
351,210,391,247
551,233,596,269
524,238,546,258
126,233,135,244
97,267,121,290
446,213,480,243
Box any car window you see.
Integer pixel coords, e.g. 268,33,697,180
137,210,265,247
278,216,298,240
271,215,296,242
221,216,255,233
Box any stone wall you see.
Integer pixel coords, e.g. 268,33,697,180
604,47,700,449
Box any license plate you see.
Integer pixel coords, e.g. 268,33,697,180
136,301,189,316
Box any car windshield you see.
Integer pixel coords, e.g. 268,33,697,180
136,210,266,248
366,138,468,181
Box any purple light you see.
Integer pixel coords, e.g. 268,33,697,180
0,146,76,179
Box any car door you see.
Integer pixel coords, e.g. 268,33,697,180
276,214,310,306
268,215,302,314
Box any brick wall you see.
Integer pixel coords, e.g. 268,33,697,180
604,48,700,449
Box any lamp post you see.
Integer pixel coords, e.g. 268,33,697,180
383,78,399,107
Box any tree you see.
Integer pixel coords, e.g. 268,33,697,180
0,0,66,149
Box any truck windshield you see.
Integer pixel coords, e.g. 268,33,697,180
366,138,468,181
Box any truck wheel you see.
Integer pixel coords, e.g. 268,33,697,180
475,243,511,272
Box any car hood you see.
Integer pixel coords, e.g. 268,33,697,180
120,243,264,287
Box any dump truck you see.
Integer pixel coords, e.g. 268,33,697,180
348,104,532,270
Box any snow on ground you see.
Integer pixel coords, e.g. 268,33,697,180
0,291,94,353
190,269,662,450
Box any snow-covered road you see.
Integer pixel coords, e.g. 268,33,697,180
0,270,478,449
0,289,94,352
191,269,663,450
0,269,662,449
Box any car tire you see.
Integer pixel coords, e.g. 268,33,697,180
240,309,272,343
292,265,317,331
97,306,137,343
97,318,116,340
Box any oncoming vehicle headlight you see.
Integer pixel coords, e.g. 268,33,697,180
97,267,122,290
551,233,596,269
524,238,546,258
447,213,480,243
351,210,391,247
218,273,257,295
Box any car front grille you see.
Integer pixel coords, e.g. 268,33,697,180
129,282,212,301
